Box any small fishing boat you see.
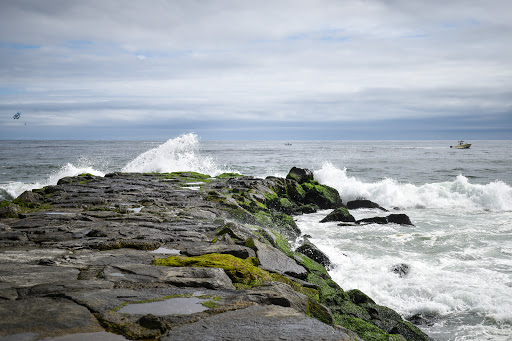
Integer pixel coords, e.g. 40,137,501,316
450,141,471,149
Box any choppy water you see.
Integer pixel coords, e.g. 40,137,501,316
1,134,511,341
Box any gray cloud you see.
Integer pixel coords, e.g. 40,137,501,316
0,0,511,139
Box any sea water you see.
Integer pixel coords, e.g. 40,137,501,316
1,134,511,341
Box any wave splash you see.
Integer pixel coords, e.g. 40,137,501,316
122,133,227,175
1,133,228,201
314,162,512,212
1,162,105,201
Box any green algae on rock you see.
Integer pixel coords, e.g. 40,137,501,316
153,253,273,288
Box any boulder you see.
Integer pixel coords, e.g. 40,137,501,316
0,204,20,219
320,207,356,223
253,240,307,280
356,214,413,226
296,239,332,269
286,167,314,184
356,216,388,225
303,183,344,209
347,199,388,212
387,214,413,226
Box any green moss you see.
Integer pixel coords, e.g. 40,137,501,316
153,253,273,287
270,213,301,239
273,232,293,256
307,299,333,325
9,200,52,212
336,316,392,341
170,171,210,179
202,300,220,308
306,272,350,309
216,173,243,179
253,211,273,227
0,201,11,208
294,253,329,277
270,273,319,302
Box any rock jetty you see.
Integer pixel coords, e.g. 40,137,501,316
0,168,432,341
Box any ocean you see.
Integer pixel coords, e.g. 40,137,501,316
1,133,511,341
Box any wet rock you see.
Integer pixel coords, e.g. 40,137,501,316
356,216,388,225
253,240,307,280
387,214,414,226
320,207,356,223
407,313,437,327
161,305,356,341
391,263,411,278
285,167,314,184
303,183,345,209
356,214,413,226
347,199,388,211
347,289,375,305
296,238,332,269
0,297,105,339
0,203,20,219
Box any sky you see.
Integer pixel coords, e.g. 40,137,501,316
0,0,511,140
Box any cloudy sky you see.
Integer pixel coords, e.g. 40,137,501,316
1,0,511,140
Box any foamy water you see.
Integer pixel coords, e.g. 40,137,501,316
314,162,512,212
1,135,511,340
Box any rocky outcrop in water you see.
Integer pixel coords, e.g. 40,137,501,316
356,214,414,226
347,199,388,212
0,169,431,341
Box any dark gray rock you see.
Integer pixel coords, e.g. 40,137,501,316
356,214,414,226
254,240,307,280
161,305,357,341
387,214,414,226
296,239,332,269
391,263,411,278
347,199,388,212
0,297,106,339
320,207,356,223
286,167,314,184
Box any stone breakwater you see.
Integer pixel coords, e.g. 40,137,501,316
0,167,432,341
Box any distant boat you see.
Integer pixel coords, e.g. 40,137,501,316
450,141,471,149
284,143,292,146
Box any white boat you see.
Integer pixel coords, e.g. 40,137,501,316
450,141,471,149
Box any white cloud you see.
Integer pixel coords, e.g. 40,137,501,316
0,0,511,138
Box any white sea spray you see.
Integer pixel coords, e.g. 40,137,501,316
314,161,512,212
122,133,230,176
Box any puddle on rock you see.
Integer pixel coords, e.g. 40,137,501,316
118,297,208,315
150,247,180,255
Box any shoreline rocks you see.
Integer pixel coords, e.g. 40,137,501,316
0,168,431,341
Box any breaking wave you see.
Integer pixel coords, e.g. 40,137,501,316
1,162,104,200
314,162,512,212
122,133,228,175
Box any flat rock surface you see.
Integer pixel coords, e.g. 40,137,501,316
0,297,105,338
161,305,354,341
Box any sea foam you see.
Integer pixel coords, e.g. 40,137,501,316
314,162,512,212
2,162,104,200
